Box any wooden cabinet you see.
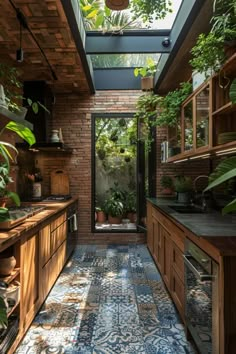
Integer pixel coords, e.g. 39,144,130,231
39,211,67,302
166,53,236,162
0,200,77,354
20,232,40,331
147,202,185,321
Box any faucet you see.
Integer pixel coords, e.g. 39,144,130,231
193,175,209,193
193,175,210,211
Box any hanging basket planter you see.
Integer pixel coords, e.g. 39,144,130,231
105,0,129,11
141,76,154,91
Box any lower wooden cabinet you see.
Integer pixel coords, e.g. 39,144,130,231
147,201,185,322
20,232,40,331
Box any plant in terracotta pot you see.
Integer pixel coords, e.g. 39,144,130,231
95,206,107,223
134,57,157,91
160,175,174,195
126,191,137,223
104,197,124,224
174,176,193,204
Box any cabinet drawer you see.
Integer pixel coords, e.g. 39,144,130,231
171,267,185,321
50,213,66,232
172,242,184,282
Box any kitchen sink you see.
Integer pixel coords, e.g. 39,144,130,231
168,205,205,214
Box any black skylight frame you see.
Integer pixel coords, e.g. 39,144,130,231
61,0,207,92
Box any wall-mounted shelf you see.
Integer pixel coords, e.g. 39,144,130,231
15,142,73,153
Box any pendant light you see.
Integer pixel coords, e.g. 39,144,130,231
105,0,129,11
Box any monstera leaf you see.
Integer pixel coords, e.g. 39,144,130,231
204,156,236,215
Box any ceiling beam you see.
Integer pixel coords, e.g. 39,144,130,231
86,30,172,54
154,0,207,92
61,0,95,94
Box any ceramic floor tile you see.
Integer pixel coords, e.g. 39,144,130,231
16,244,197,354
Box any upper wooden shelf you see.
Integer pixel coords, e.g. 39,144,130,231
212,102,236,116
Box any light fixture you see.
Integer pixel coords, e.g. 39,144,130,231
16,18,24,62
105,0,129,11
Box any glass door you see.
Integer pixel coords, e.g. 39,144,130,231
92,114,137,232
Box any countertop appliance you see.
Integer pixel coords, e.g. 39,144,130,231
42,195,72,202
184,239,219,354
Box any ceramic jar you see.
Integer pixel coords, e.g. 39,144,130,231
0,255,16,276
50,130,60,143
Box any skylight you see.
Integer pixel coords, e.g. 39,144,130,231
90,53,161,69
80,0,183,32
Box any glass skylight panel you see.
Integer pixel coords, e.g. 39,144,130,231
90,53,161,68
80,0,183,32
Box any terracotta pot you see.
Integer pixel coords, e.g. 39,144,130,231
0,256,16,276
127,212,137,223
0,197,9,208
141,77,154,91
108,215,122,224
96,211,106,223
162,188,173,195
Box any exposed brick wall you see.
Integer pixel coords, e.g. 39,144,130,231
35,90,143,243
11,90,228,243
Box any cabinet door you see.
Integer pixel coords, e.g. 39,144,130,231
161,227,171,290
21,232,40,331
39,224,51,266
147,203,154,253
153,217,162,271
171,267,184,321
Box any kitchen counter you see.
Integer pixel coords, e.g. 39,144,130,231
0,197,78,252
147,197,236,237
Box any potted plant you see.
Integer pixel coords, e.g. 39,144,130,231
95,206,107,223
174,176,193,204
189,0,236,77
134,58,157,91
160,175,174,195
126,191,137,222
104,197,124,224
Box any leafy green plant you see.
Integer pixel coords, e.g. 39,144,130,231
174,176,193,193
134,58,157,78
130,0,173,23
104,197,124,217
125,191,136,213
0,64,49,115
189,32,226,74
0,296,8,328
190,0,236,75
229,78,236,104
204,156,236,215
155,82,192,127
160,175,173,189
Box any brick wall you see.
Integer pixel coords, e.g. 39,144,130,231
15,90,219,243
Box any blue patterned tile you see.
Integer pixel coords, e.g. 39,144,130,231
16,245,196,354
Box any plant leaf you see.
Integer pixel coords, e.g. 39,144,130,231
0,296,8,328
6,191,20,206
222,198,236,215
32,102,38,114
204,168,236,191
229,78,236,104
86,9,98,19
6,121,36,146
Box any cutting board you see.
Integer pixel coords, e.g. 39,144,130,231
50,169,70,195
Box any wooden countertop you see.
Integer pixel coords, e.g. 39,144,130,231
0,197,78,252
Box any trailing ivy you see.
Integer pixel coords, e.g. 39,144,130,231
155,82,192,127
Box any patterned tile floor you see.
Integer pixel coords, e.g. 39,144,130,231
16,245,197,354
